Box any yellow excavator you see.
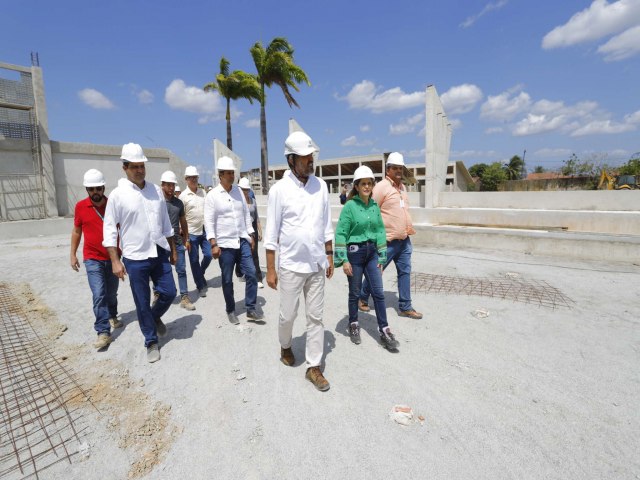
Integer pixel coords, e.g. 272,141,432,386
597,170,638,190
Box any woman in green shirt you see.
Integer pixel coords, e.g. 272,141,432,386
334,166,399,351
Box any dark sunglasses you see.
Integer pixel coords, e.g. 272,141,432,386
87,187,104,192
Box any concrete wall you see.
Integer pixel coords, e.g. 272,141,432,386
52,141,187,216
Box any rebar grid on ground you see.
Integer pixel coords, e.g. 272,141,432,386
404,273,574,309
0,284,94,479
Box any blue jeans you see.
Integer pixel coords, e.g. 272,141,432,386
123,246,176,347
361,237,413,312
219,238,257,313
176,242,188,296
347,241,388,332
188,232,212,290
84,259,119,335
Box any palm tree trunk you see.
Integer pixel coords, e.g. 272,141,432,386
226,98,232,151
259,84,269,195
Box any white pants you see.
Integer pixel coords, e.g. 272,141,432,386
278,267,325,368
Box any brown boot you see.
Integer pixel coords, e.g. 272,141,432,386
305,366,330,391
358,299,370,312
399,309,423,319
280,347,295,366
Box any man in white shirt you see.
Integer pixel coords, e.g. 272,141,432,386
103,143,177,363
265,131,334,392
180,166,212,297
204,156,261,325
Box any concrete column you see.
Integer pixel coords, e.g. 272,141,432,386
31,66,58,217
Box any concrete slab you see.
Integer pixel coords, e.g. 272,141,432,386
0,232,637,479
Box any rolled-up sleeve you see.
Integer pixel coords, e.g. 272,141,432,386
322,189,334,243
263,190,280,251
204,192,216,241
102,195,119,248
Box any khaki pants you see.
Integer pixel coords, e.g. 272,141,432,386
278,267,325,367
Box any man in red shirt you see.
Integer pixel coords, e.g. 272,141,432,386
70,169,121,350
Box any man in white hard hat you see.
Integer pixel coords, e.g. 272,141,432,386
103,143,178,363
359,152,423,319
204,156,261,324
70,169,121,350
174,184,181,198
159,170,195,311
180,165,212,297
264,131,334,392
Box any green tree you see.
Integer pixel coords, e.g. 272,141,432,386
250,37,310,194
480,162,508,191
204,57,261,151
561,153,579,176
618,153,640,176
503,155,524,180
533,165,545,173
468,163,488,178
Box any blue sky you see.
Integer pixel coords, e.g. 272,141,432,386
2,0,639,180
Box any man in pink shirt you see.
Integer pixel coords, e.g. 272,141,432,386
359,152,423,319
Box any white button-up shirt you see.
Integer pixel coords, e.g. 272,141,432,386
264,170,334,273
179,187,206,236
203,184,253,248
103,178,173,260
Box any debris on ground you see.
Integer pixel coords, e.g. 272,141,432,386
471,308,490,318
389,405,413,426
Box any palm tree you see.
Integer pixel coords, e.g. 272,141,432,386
503,155,524,180
250,37,310,193
203,57,261,151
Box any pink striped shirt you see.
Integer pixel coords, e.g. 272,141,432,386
371,176,416,242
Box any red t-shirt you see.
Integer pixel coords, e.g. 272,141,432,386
74,196,110,261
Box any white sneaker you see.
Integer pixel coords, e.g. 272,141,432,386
257,282,264,288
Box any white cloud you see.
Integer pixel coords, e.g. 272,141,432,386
597,24,640,60
485,126,504,134
480,89,531,121
360,125,370,132
341,80,424,113
570,120,635,136
389,113,424,135
534,148,572,157
137,89,154,105
244,118,260,128
164,79,223,122
460,0,509,28
340,135,372,147
624,109,640,124
450,150,498,158
441,84,483,114
542,0,640,49
78,88,115,110
512,114,568,136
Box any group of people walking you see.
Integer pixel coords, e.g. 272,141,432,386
70,131,422,391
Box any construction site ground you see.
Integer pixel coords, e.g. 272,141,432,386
0,232,638,480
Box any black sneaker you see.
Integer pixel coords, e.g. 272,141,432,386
349,322,361,345
380,330,399,350
246,310,264,322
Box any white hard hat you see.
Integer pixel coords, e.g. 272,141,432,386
217,156,236,171
238,177,251,190
184,165,199,177
386,152,405,167
284,131,317,156
160,170,178,184
175,184,181,192
353,166,375,183
120,142,148,162
83,169,105,187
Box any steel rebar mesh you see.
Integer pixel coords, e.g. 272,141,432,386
0,284,92,479
404,272,574,309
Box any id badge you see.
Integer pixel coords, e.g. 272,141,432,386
400,199,405,208
348,245,359,253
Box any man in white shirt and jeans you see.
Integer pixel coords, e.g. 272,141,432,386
180,166,212,297
103,143,177,363
265,131,334,392
204,156,261,325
